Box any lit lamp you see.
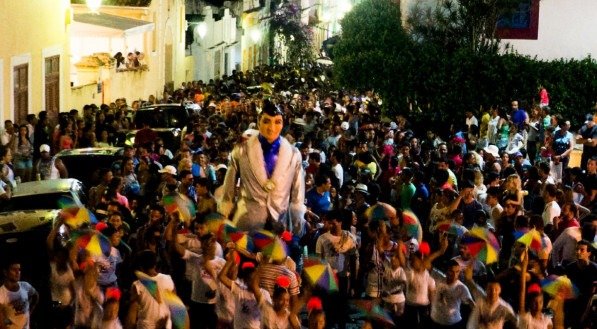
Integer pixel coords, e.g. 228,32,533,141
250,29,261,43
195,22,207,39
86,0,102,13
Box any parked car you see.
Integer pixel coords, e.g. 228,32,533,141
0,178,85,325
116,103,192,151
55,146,124,190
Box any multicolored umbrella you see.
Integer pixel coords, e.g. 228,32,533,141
60,206,98,228
135,271,160,302
435,221,469,237
162,290,188,329
162,194,196,224
353,300,395,326
216,222,241,244
402,209,423,242
70,229,111,257
230,231,254,252
540,275,579,299
365,202,397,222
261,236,288,262
252,229,276,249
461,227,500,264
516,229,543,253
303,257,338,292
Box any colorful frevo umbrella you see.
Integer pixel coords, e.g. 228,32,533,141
60,206,98,229
540,275,579,299
70,229,111,257
516,229,543,253
435,221,469,237
261,236,288,262
162,290,188,329
353,300,395,327
230,231,254,252
402,209,423,242
252,229,276,249
303,257,339,292
365,202,397,222
135,271,161,302
162,194,196,224
461,227,500,264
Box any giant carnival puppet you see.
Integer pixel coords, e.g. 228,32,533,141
218,100,306,235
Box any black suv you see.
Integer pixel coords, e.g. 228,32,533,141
119,104,193,151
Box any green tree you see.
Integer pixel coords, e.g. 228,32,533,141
333,0,411,114
407,0,523,54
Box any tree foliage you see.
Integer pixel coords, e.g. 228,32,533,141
333,0,410,112
332,0,597,127
407,0,522,53
269,1,315,66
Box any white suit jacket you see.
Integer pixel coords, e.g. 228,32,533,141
218,135,306,235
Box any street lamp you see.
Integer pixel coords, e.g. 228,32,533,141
195,22,207,39
251,29,261,43
86,0,101,13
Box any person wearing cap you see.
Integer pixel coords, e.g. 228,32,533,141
157,165,179,200
34,144,68,181
219,100,306,235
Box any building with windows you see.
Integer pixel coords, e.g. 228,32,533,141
0,0,188,121
0,0,72,124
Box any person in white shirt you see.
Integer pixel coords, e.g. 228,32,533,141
329,150,344,188
430,260,475,328
168,217,226,329
218,248,271,329
465,278,517,329
542,184,560,231
0,259,39,329
126,250,185,329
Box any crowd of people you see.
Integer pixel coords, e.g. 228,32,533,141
0,64,596,329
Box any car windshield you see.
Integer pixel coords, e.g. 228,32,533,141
134,106,188,129
0,192,77,211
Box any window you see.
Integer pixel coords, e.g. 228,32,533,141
45,56,60,122
13,64,28,125
496,0,540,40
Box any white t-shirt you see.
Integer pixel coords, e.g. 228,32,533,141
315,231,358,274
430,280,473,325
542,201,560,226
231,281,271,329
518,312,552,329
404,268,435,306
216,281,235,323
467,297,517,329
182,250,226,304
382,264,406,304
132,273,175,329
49,262,75,305
0,282,37,329
332,163,344,188
97,246,123,286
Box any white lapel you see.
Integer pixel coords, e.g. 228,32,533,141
247,135,268,187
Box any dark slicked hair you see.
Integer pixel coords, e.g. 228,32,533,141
260,99,284,118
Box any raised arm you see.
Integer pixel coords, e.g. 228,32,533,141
218,249,236,289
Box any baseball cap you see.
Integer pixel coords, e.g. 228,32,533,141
39,144,51,153
483,145,500,158
158,165,177,176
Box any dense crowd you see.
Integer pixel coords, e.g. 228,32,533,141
0,64,595,329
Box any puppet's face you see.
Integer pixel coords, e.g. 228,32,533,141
259,113,284,143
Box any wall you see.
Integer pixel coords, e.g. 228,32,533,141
0,0,71,121
192,6,237,81
503,0,597,60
